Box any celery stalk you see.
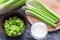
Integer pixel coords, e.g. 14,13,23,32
0,0,8,4
33,7,57,23
7,0,26,11
0,0,27,14
29,1,58,22
22,0,60,28
0,0,19,10
26,10,56,28
33,0,60,20
2,0,26,13
23,6,56,23
26,0,58,23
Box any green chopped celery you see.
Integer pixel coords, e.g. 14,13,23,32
4,17,25,36
26,10,56,28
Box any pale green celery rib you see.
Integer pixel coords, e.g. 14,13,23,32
0,0,20,10
29,0,59,21
2,0,26,13
0,0,8,4
33,5,57,23
30,1,58,23
39,9,57,24
8,0,26,9
28,0,58,23
26,10,56,28
33,7,56,24
35,0,60,20
24,6,56,24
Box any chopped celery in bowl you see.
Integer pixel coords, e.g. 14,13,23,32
0,11,28,37
4,17,25,36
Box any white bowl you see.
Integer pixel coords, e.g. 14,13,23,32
31,22,48,40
